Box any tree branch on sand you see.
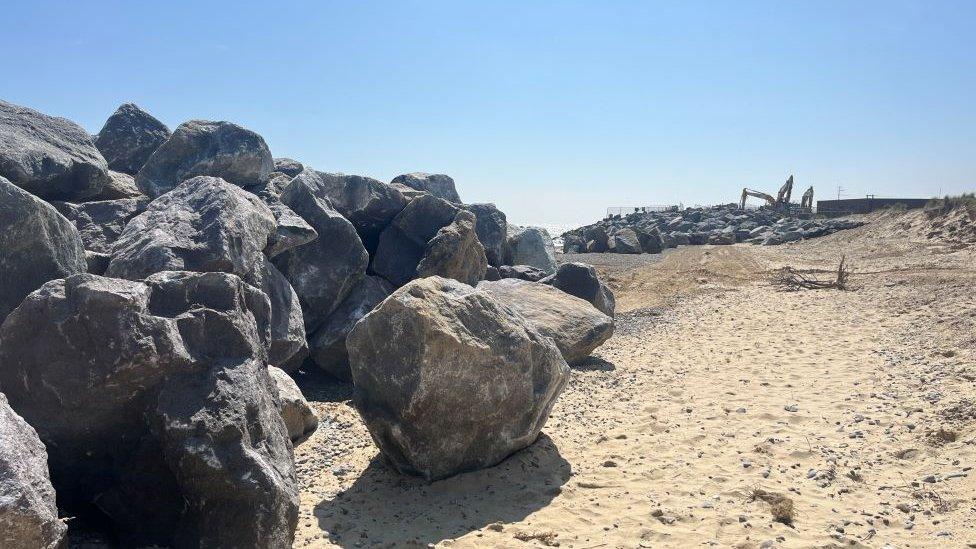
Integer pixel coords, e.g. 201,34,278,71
769,256,851,291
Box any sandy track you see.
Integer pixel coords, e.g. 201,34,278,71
294,210,976,548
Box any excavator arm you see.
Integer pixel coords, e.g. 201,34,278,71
740,188,777,209
800,186,814,209
776,175,794,206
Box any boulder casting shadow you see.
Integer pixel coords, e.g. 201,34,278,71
313,434,570,547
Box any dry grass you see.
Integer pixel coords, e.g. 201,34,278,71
750,488,796,526
513,530,560,546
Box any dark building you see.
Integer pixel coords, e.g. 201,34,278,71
816,197,930,217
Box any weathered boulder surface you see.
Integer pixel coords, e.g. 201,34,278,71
291,170,407,254
52,196,149,254
478,279,614,364
0,272,298,548
107,176,305,367
391,172,461,203
612,228,642,254
505,225,557,274
274,173,368,331
464,203,507,267
94,103,171,176
347,276,570,480
309,275,392,379
268,366,319,443
0,99,111,201
372,194,459,287
273,157,304,178
541,262,615,317
0,176,86,324
0,393,67,549
91,170,144,200
416,210,487,286
136,120,274,197
498,264,549,282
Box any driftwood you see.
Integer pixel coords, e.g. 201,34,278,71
770,256,851,291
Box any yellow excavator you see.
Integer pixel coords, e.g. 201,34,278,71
800,186,814,210
740,175,801,211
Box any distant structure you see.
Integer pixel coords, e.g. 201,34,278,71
816,196,929,217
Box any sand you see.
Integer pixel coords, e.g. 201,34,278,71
292,207,976,548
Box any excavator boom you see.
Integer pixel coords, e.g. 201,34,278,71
740,188,777,209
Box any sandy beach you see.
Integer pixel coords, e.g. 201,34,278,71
291,207,976,548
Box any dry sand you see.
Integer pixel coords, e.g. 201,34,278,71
293,207,976,548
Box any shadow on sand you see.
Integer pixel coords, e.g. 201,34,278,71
314,434,570,547
571,356,616,372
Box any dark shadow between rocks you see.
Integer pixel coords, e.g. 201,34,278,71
571,356,616,372
291,364,354,403
313,434,570,547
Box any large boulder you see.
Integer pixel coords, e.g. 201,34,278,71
0,176,86,324
309,275,392,380
505,225,558,274
391,172,461,203
0,272,298,548
94,103,171,176
0,393,67,549
478,279,614,364
290,170,407,254
416,210,488,286
106,176,305,367
634,225,663,254
52,196,149,254
135,120,274,198
611,228,642,254
498,264,549,282
346,277,569,480
372,194,459,287
0,99,111,201
91,170,144,200
541,262,615,316
273,157,304,178
268,366,319,443
273,173,368,331
464,203,507,267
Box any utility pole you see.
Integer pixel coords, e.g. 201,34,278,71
836,185,844,200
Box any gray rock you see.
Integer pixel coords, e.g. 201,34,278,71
541,262,615,316
107,176,305,367
90,170,145,200
136,120,274,198
291,170,407,254
309,275,392,379
0,272,298,548
372,194,459,287
416,210,487,286
478,279,614,364
0,99,111,201
505,225,557,274
346,276,569,480
498,264,549,282
391,172,461,203
85,250,111,275
268,366,319,443
0,393,67,549
464,203,508,267
274,173,368,330
94,103,171,176
51,196,149,254
634,226,663,254
273,157,304,178
0,176,86,324
612,228,642,254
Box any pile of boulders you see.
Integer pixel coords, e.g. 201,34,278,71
562,204,864,254
0,99,613,545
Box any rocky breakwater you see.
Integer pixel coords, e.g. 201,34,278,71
562,204,864,254
0,98,617,545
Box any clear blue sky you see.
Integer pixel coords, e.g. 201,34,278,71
3,1,974,225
